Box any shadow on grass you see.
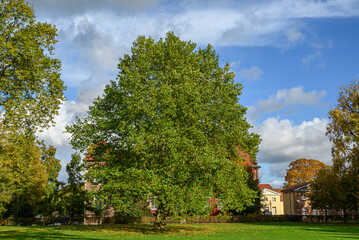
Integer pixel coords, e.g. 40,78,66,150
56,224,205,235
0,224,206,239
247,222,359,239
0,229,92,240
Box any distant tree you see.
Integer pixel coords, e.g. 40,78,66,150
0,123,64,217
37,144,62,217
284,158,327,188
310,162,353,218
0,130,15,216
0,0,65,135
311,81,359,218
62,152,86,217
39,144,61,183
0,134,48,217
67,32,261,230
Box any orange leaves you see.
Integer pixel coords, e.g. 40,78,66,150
284,158,327,188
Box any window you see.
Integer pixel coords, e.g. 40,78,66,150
217,197,223,210
264,207,269,212
149,197,158,210
272,197,276,202
272,207,277,214
302,207,307,216
312,209,318,215
301,194,306,201
264,197,268,202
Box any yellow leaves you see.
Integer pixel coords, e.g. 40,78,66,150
284,158,327,187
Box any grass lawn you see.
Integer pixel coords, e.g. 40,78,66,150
0,222,358,240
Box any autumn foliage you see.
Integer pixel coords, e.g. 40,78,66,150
311,81,359,216
284,158,327,188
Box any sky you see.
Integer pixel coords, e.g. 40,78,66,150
30,0,359,188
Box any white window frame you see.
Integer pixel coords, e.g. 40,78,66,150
272,197,276,202
272,207,277,214
149,197,158,210
302,207,307,215
312,209,318,215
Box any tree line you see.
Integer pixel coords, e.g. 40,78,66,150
284,82,359,218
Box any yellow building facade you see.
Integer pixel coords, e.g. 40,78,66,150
260,186,284,215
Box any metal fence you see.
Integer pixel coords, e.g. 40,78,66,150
1,214,358,226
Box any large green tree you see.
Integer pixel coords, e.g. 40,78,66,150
67,32,260,230
311,81,359,219
0,0,65,134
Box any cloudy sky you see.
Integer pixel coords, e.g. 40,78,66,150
31,0,359,188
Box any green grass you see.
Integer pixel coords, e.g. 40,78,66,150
0,222,358,239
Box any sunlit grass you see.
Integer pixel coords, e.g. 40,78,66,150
0,222,358,239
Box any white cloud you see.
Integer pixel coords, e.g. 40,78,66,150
31,0,162,17
268,180,284,189
302,51,322,65
285,29,305,42
239,66,263,81
247,87,326,121
230,59,242,69
30,0,359,48
303,40,333,65
255,117,331,178
60,17,124,73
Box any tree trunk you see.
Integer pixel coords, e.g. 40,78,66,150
153,204,168,231
343,209,347,224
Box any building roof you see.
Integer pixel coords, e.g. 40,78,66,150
259,184,283,201
281,182,311,192
237,147,260,168
258,184,273,190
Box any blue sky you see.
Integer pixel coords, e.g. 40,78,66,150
30,0,359,187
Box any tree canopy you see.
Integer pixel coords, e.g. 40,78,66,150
311,81,359,216
284,158,327,188
0,0,64,218
67,32,260,230
0,0,65,134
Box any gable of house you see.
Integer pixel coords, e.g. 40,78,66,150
259,184,284,215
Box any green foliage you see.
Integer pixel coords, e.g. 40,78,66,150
0,132,48,217
0,0,65,134
0,223,359,239
61,152,86,217
0,122,64,217
67,32,260,229
0,0,65,218
39,143,61,183
66,152,84,187
311,81,359,213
